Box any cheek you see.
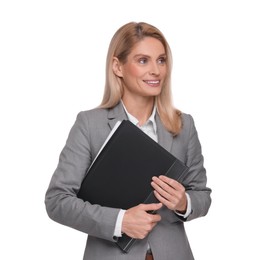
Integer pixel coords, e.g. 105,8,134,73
161,66,167,77
126,64,143,78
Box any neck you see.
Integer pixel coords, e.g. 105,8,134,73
122,97,155,126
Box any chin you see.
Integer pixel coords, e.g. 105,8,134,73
149,88,162,96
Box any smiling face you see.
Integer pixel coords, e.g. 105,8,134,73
113,37,167,102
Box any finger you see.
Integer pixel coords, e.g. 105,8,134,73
158,175,183,190
151,180,175,201
150,213,162,223
151,177,176,197
153,190,175,209
140,202,163,211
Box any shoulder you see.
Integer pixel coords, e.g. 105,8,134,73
170,112,201,162
180,112,196,131
72,107,112,154
174,112,198,142
179,112,201,147
72,107,110,136
77,107,109,121
74,106,112,127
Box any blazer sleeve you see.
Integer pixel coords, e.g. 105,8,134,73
182,114,212,221
45,112,120,241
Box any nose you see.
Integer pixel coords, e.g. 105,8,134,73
149,62,160,76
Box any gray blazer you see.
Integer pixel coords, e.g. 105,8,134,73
45,102,211,260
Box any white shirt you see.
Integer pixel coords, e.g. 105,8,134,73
114,104,191,237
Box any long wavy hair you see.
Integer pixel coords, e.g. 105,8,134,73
100,22,182,135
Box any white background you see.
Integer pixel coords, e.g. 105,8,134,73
1,0,265,259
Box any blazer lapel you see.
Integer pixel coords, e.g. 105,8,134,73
156,114,173,153
107,102,128,129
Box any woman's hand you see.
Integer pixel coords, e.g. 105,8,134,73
122,203,162,239
151,175,187,213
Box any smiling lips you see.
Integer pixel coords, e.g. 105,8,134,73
143,80,160,87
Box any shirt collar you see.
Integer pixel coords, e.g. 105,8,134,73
121,101,157,134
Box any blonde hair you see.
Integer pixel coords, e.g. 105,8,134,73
100,22,182,135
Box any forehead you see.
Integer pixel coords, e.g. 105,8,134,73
130,37,166,56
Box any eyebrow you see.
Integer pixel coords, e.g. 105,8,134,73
133,53,167,59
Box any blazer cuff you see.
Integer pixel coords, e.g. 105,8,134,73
113,209,126,238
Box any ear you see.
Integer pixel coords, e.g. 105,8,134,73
112,57,123,77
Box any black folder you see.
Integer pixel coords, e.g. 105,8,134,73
77,120,189,253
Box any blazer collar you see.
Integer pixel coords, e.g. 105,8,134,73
107,101,173,152
107,101,129,129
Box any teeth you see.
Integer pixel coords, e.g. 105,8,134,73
145,80,159,84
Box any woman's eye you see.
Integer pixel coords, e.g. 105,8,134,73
158,57,166,64
138,58,147,64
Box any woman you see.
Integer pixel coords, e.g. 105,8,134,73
45,22,212,260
